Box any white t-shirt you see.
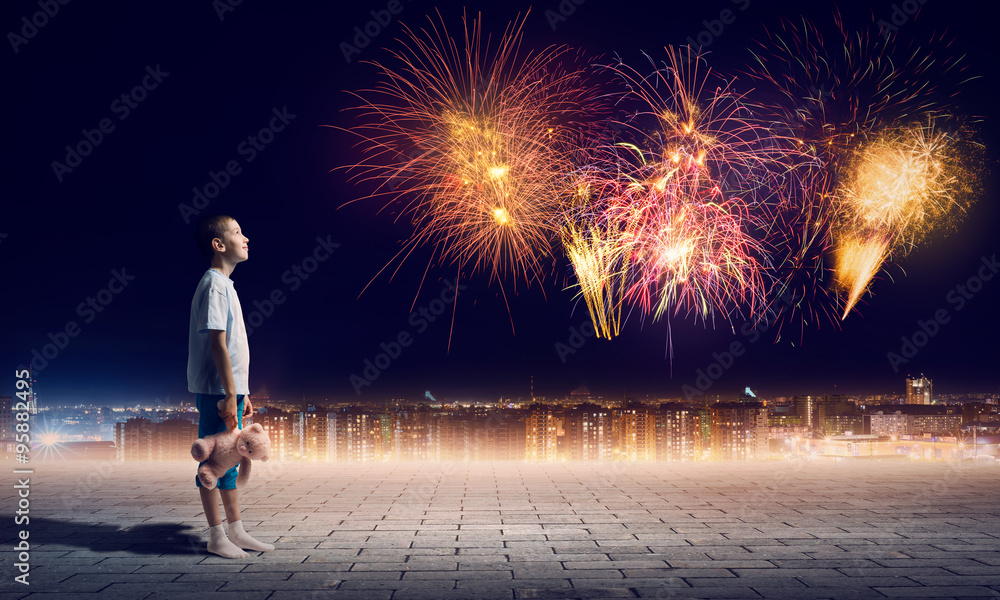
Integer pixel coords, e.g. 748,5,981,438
187,268,250,395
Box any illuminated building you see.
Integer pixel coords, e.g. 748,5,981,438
709,402,768,460
153,418,198,460
816,396,862,436
331,410,383,461
867,411,907,438
791,395,817,428
655,403,700,461
618,403,657,461
391,406,438,460
820,414,864,437
257,408,293,462
906,375,933,405
525,404,557,460
24,367,38,415
963,403,1000,425
115,417,153,461
475,410,525,460
439,414,472,461
566,402,612,461
301,410,329,460
908,413,962,435
867,405,962,436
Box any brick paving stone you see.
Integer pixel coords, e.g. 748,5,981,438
515,589,635,599
748,587,887,599
874,587,1000,597
2,460,998,600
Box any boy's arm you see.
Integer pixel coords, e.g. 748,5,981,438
209,329,239,431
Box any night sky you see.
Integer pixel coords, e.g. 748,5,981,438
5,0,999,406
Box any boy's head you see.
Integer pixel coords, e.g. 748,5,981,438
194,214,249,264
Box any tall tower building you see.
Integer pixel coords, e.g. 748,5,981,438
301,411,329,460
331,410,383,461
566,402,612,461
906,375,932,405
525,404,558,460
257,408,293,462
618,403,657,461
791,395,817,429
655,403,700,461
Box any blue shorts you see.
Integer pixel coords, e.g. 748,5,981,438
195,393,244,490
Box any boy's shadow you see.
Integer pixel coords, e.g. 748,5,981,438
3,516,207,555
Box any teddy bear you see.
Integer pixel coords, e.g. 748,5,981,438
191,420,270,490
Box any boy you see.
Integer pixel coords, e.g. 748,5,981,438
187,214,274,558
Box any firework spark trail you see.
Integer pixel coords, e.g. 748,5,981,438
561,218,630,340
562,46,773,337
833,234,891,319
341,9,596,296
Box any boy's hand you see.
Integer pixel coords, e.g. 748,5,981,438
219,394,239,431
243,397,253,417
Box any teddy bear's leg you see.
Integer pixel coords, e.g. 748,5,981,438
198,466,218,490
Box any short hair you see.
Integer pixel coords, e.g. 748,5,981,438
194,214,234,260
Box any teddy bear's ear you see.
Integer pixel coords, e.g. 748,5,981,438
251,423,264,433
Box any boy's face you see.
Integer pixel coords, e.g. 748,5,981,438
213,219,249,263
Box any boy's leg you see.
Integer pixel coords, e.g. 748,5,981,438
221,488,274,552
218,394,274,552
219,488,241,524
199,487,223,527
196,393,249,559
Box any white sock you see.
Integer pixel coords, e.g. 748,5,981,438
227,520,274,552
207,523,249,559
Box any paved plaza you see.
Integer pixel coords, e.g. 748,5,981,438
2,459,999,600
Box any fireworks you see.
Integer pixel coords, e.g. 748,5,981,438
745,11,977,327
561,216,629,339
832,234,891,319
342,9,595,288
339,8,985,349
839,120,973,251
832,118,980,316
562,48,771,337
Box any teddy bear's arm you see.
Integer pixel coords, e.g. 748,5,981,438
191,434,218,462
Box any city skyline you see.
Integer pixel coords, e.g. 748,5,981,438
4,0,999,407
11,390,996,464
